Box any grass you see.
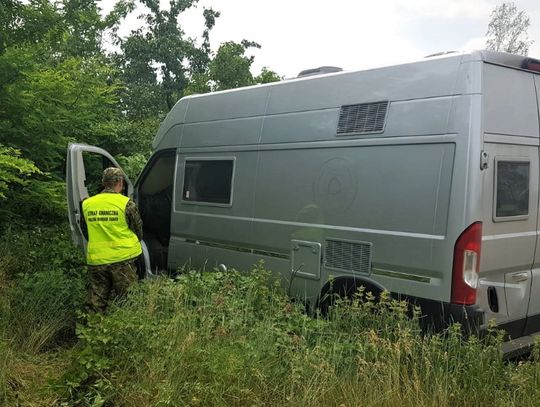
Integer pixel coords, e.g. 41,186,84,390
58,266,539,406
0,225,85,406
2,226,540,406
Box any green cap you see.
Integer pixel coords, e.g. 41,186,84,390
102,167,124,184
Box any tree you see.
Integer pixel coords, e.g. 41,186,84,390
0,0,281,225
255,67,282,85
0,0,63,54
114,0,220,116
0,0,126,223
0,49,121,172
208,40,261,91
486,2,534,55
114,1,281,116
186,41,281,94
0,145,40,200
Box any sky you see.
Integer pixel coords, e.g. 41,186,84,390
108,0,540,79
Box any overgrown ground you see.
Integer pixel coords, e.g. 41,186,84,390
2,226,540,406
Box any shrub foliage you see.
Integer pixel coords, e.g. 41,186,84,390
55,263,539,407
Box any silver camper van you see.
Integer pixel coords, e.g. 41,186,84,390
67,50,540,349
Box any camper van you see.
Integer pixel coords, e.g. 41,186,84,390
67,50,540,352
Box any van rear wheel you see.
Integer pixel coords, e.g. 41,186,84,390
317,277,383,317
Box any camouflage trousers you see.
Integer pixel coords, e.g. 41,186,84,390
86,259,138,313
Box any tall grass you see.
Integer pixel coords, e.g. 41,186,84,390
0,226,85,350
0,225,86,406
3,226,540,406
59,263,540,407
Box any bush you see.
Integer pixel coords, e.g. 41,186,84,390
58,263,523,407
1,228,540,406
0,224,83,279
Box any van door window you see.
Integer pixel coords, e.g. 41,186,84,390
182,159,234,205
494,159,530,220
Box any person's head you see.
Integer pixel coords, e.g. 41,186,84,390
102,167,125,192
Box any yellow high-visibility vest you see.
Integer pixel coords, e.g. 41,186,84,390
82,193,142,265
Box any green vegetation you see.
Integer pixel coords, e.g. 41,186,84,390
0,0,281,226
1,228,540,406
3,1,540,406
0,225,86,406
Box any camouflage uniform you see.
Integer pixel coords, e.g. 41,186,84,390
86,259,138,312
81,168,144,312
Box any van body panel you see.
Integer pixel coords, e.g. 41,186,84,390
167,237,289,276
184,86,270,123
484,64,539,137
384,97,453,137
172,151,258,246
68,50,540,343
155,125,183,150
265,57,463,115
153,99,189,150
181,117,264,147
260,109,339,144
452,58,483,96
252,143,454,235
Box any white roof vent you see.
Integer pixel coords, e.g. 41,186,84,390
424,51,457,58
297,66,343,77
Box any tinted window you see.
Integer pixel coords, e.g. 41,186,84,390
183,160,234,204
496,161,529,218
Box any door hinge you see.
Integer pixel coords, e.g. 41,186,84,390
480,150,489,171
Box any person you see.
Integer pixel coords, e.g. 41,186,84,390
80,167,143,312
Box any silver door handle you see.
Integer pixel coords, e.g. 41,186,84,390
511,272,529,283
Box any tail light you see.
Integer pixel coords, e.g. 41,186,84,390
451,222,482,305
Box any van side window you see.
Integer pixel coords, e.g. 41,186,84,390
495,160,530,220
182,159,234,205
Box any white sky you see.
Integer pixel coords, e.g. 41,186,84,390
107,0,540,78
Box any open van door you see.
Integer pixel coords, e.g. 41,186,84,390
66,143,151,277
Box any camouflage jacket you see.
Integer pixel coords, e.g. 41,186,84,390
80,188,143,241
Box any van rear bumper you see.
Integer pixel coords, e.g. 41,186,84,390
404,296,485,335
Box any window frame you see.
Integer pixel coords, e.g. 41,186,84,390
493,156,530,222
180,156,236,208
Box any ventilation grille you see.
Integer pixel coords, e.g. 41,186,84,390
324,239,371,274
337,101,388,135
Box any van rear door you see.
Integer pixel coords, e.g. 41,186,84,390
524,75,540,335
479,64,539,338
66,143,151,276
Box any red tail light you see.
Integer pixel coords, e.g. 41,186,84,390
451,222,482,305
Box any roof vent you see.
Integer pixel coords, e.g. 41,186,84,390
424,50,457,58
297,66,343,77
